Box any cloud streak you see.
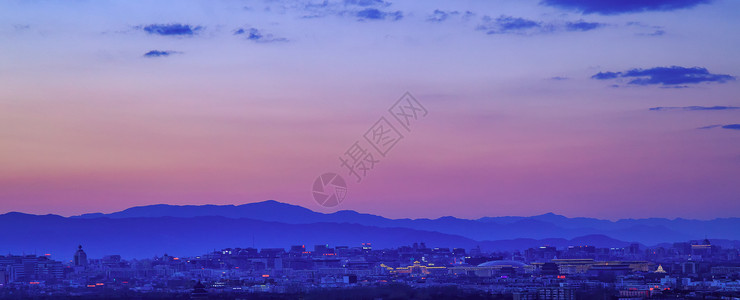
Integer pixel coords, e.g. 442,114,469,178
650,106,740,111
477,15,604,35
541,0,712,15
697,124,740,130
592,66,735,86
143,50,178,57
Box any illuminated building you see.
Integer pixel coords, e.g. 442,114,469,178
551,259,594,274
691,238,713,256
391,261,447,276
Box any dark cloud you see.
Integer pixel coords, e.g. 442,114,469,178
650,106,740,111
592,66,735,86
143,50,177,57
356,8,402,20
141,24,202,36
550,76,569,80
540,0,712,15
234,28,288,43
565,20,604,31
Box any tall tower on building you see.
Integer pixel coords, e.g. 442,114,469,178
73,245,88,267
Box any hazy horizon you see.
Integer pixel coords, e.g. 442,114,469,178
2,199,735,222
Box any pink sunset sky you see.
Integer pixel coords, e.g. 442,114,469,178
1,0,739,220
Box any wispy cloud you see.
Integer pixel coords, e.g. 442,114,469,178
565,20,603,31
641,29,666,36
13,24,31,31
426,10,475,23
541,0,712,15
477,15,604,35
592,66,735,86
140,24,202,36
427,10,454,23
650,106,740,111
627,22,667,37
234,28,288,43
477,16,541,35
344,0,390,7
285,0,403,21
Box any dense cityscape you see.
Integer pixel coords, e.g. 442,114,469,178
2,238,739,299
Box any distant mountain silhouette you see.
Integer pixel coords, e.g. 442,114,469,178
1,212,636,259
71,200,740,245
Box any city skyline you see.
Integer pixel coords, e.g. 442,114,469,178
1,236,737,299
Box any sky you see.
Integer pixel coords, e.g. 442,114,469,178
0,0,739,220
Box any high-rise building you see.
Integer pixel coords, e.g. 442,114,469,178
73,245,88,267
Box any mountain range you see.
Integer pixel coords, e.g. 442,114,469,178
74,200,740,244
1,200,737,259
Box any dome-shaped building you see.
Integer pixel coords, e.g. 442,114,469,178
450,260,530,277
477,260,527,268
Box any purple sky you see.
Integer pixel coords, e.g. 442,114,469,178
1,0,739,220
